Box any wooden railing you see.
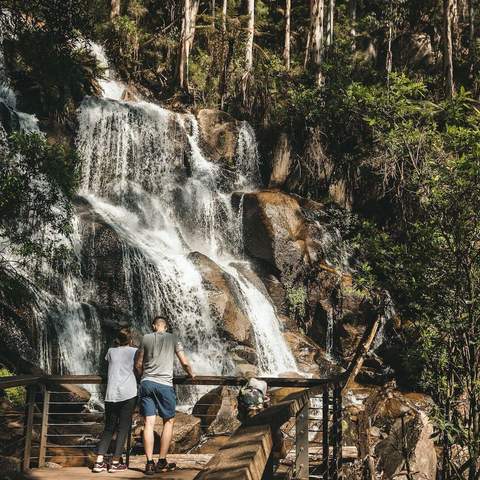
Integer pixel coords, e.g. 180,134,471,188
0,374,346,479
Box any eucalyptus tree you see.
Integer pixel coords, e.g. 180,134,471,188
283,0,291,69
179,0,200,90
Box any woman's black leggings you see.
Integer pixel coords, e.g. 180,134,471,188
97,396,137,458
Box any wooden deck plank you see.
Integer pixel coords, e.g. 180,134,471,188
195,425,273,480
29,467,198,479
27,455,210,480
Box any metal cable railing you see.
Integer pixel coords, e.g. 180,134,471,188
0,375,346,479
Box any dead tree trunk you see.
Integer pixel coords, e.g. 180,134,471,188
110,0,120,20
283,0,291,69
343,314,382,394
179,0,200,90
444,0,456,97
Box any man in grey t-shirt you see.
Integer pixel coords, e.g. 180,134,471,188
134,316,194,475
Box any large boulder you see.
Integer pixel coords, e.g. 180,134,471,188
192,386,240,434
189,252,255,348
237,190,317,279
375,410,437,480
196,109,240,168
133,412,202,453
348,383,437,480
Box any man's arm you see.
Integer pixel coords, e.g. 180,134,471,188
134,348,144,380
176,350,195,379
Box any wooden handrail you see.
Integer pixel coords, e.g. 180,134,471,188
0,375,42,389
0,374,343,388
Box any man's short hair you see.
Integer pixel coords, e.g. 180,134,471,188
152,315,169,330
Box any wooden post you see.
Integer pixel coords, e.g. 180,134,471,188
322,385,330,480
262,453,274,479
334,384,343,478
331,385,338,480
38,386,50,467
22,385,36,472
295,394,309,479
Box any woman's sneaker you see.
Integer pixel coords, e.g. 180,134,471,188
92,461,108,473
108,461,127,473
144,461,156,475
155,458,176,472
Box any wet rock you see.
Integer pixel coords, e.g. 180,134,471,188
238,190,315,279
0,100,20,134
0,302,39,375
230,345,257,365
189,252,255,348
192,386,240,434
196,109,240,169
283,331,341,378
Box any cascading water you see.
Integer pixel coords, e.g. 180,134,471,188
75,92,297,377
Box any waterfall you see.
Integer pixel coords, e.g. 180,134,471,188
74,82,297,377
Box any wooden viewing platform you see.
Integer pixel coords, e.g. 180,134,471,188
0,375,348,480
26,455,210,479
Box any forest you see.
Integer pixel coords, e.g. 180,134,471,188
1,0,480,478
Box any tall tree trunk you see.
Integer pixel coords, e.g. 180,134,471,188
310,0,325,86
283,0,291,69
470,0,476,68
179,0,200,90
386,22,393,76
349,0,357,50
444,0,456,98
242,0,255,102
326,0,335,46
110,0,120,20
212,0,216,27
222,0,228,33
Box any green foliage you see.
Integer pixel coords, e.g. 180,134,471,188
1,1,102,121
351,91,480,463
0,368,25,407
0,132,78,270
285,284,307,319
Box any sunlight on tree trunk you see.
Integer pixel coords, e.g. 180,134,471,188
283,0,291,70
242,0,255,103
349,0,356,51
326,0,335,47
179,0,200,91
110,0,120,20
222,0,228,33
444,0,456,97
310,0,325,86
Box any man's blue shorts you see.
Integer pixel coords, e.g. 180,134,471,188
139,380,176,419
